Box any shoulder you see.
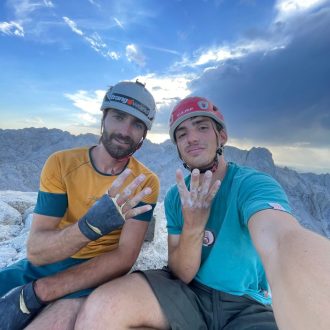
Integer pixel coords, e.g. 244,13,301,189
231,163,284,192
231,164,291,224
43,147,91,175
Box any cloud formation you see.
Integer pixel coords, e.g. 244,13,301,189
62,16,120,60
126,44,146,67
0,21,24,37
188,7,330,148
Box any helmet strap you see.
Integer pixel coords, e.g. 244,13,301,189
182,155,219,174
180,147,221,174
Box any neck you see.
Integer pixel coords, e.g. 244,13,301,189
91,144,129,175
201,156,227,185
214,156,227,180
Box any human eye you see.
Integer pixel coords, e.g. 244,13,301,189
134,121,145,131
176,132,186,140
199,124,209,131
113,114,124,121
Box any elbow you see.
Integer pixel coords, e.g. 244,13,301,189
119,248,140,273
26,249,44,266
179,275,193,284
168,262,195,284
26,242,47,266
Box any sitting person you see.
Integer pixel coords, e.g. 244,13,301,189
75,96,330,330
0,80,160,330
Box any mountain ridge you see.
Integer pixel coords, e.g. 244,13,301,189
0,127,329,237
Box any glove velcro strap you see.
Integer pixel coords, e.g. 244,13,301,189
20,282,45,314
78,194,125,241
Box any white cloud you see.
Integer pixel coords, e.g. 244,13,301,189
65,90,104,115
78,113,98,125
23,116,45,125
113,17,124,30
63,17,83,36
0,21,24,37
173,38,287,70
275,0,328,21
88,0,100,7
134,73,194,108
11,0,53,20
107,51,120,60
43,0,54,7
85,33,106,52
63,17,120,60
126,44,146,67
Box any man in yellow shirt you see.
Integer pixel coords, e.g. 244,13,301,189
0,80,160,329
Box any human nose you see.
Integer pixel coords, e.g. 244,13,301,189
186,129,199,144
119,119,133,136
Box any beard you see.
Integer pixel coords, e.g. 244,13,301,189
101,131,139,159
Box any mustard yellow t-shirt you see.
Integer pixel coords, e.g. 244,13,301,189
34,146,159,259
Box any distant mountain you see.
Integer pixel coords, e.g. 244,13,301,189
0,127,329,237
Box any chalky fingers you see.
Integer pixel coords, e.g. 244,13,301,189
115,174,146,205
190,169,200,202
124,204,152,220
121,187,152,215
108,169,132,197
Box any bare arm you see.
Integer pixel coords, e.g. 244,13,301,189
33,218,149,302
168,169,220,283
27,214,90,265
249,209,330,330
168,230,204,283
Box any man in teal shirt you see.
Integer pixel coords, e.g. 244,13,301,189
75,96,330,330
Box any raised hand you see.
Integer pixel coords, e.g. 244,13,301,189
107,168,152,221
176,168,220,231
78,168,152,241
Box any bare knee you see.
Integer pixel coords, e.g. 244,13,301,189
75,273,169,330
26,298,85,330
75,275,139,329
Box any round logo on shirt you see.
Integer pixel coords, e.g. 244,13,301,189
203,230,215,246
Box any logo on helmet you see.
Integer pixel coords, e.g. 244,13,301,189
198,100,209,110
109,93,153,119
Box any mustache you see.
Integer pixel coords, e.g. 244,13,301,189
109,133,134,145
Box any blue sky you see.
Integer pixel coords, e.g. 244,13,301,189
0,0,329,174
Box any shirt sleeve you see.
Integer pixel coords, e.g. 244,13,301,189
133,172,160,222
238,172,292,226
34,152,68,217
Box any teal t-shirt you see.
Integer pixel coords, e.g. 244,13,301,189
165,162,292,305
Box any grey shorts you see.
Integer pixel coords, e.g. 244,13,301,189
139,268,278,330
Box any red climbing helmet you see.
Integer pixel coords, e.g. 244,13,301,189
169,96,226,143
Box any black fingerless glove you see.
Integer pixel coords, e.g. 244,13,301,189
78,194,125,241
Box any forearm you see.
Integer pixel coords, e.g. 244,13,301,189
268,227,330,330
27,223,90,265
169,226,204,283
34,247,136,302
252,214,330,330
